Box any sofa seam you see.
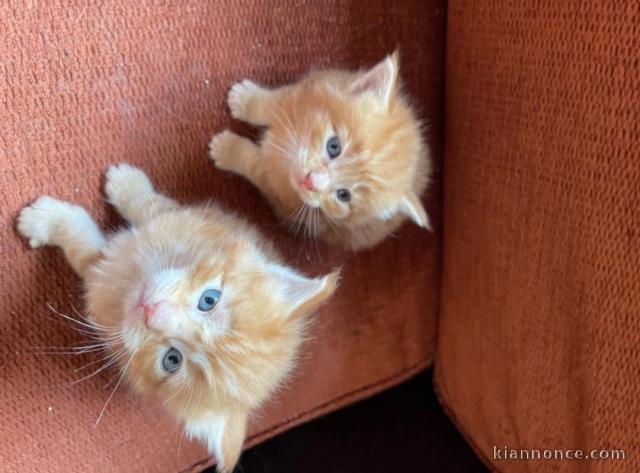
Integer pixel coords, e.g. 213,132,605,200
432,364,502,473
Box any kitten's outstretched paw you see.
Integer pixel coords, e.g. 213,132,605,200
17,196,75,248
208,130,238,171
105,163,154,209
227,80,263,121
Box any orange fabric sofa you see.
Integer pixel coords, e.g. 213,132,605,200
3,1,638,472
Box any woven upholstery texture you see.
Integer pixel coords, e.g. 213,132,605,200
436,1,640,472
0,1,444,471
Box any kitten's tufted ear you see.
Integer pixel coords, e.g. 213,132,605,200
399,193,432,230
269,265,340,318
349,50,399,110
187,411,248,473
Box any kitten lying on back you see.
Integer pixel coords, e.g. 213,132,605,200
17,164,338,473
209,51,432,250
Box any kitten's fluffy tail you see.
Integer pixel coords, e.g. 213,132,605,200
185,411,248,473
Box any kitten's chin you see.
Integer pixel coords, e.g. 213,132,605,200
295,189,321,209
302,196,321,209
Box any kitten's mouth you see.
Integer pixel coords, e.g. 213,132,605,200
297,193,321,209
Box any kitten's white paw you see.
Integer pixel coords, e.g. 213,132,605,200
105,163,154,208
227,80,262,120
208,130,237,171
17,196,75,248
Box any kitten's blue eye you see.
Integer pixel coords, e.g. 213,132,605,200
198,289,221,311
336,188,351,202
162,347,182,373
327,136,341,159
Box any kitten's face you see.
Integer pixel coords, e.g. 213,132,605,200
86,212,338,417
286,114,369,225
124,257,230,348
269,52,430,231
121,250,236,408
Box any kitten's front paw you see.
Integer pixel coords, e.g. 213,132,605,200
208,130,238,172
105,163,154,209
227,80,262,121
17,196,71,248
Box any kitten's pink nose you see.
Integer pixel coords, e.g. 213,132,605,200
137,294,158,323
142,303,156,322
139,299,173,332
300,172,315,191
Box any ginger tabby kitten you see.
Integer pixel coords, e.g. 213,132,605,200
209,51,432,250
17,164,338,472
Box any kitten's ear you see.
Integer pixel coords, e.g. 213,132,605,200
399,193,432,230
269,265,340,318
199,411,248,473
349,50,400,109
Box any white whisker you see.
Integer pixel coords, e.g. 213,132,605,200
94,347,138,428
46,304,115,333
32,348,106,355
56,348,125,388
73,346,127,373
69,303,113,330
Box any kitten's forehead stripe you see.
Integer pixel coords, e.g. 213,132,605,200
188,259,223,293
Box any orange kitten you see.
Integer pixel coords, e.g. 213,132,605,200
209,51,432,250
17,164,338,472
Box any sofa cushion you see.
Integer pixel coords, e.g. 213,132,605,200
0,1,443,471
